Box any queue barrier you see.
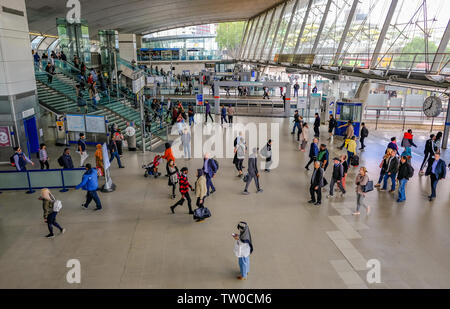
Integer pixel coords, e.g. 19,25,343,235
0,168,86,194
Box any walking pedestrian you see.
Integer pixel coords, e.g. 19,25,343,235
387,137,399,153
374,149,393,188
328,157,346,198
94,144,104,176
291,110,301,136
12,146,34,171
338,121,354,150
220,105,228,125
299,123,309,151
380,149,399,193
170,167,194,214
353,167,371,215
205,100,214,123
76,164,102,210
425,153,446,201
396,156,414,203
359,122,369,150
203,153,218,196
328,114,337,140
346,136,357,166
194,169,207,222
261,139,272,172
227,104,234,123
39,143,50,170
340,154,348,190
243,148,263,194
313,113,320,137
60,148,74,169
109,136,124,168
77,133,88,167
167,160,179,199
188,104,195,126
233,222,253,280
419,134,436,174
305,138,319,170
318,144,329,171
308,161,324,206
162,142,175,175
39,188,65,238
181,128,191,159
235,138,246,177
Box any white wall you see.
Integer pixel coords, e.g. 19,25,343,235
118,33,137,63
151,62,206,75
0,0,36,96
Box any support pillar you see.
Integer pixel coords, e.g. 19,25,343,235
284,84,291,117
0,0,41,161
214,83,220,114
118,33,138,63
443,105,450,149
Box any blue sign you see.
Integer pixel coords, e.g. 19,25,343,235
196,94,203,105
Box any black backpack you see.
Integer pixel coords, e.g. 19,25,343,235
210,158,219,172
351,155,360,166
407,164,414,178
9,154,16,166
57,155,64,167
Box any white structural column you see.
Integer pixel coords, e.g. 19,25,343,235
370,0,398,69
258,8,276,60
238,21,250,59
118,33,138,63
0,0,41,157
251,11,268,60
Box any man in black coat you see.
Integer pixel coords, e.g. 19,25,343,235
425,153,447,201
328,158,346,198
420,134,436,173
308,161,324,206
359,122,369,150
313,113,320,137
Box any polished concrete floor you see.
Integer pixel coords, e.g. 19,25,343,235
0,115,449,289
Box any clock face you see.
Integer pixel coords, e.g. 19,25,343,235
423,96,442,117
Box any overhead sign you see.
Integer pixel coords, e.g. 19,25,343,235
22,108,35,119
240,82,263,87
0,126,11,147
66,114,86,132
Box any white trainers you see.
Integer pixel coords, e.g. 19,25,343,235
352,212,360,216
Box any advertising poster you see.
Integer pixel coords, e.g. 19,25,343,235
0,126,11,147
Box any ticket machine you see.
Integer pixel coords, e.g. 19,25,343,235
334,102,363,137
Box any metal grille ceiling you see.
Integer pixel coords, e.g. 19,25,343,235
25,0,284,36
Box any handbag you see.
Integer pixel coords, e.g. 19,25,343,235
243,174,249,183
50,194,63,212
363,180,374,193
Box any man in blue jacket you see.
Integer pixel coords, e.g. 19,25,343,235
425,153,446,201
203,153,218,196
305,138,319,170
76,164,102,210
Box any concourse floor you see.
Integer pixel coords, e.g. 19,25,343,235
0,115,449,289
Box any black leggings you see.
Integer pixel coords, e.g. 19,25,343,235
40,160,49,170
235,158,243,172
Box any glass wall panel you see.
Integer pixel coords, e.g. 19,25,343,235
254,10,274,60
313,0,354,65
242,18,256,59
336,0,391,68
284,0,310,54
246,15,265,59
240,19,254,58
271,0,297,61
297,0,330,55
262,5,284,60
377,0,449,72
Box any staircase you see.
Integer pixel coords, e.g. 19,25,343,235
34,68,165,151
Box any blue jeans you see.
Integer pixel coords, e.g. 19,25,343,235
189,116,195,126
347,151,354,166
398,178,408,201
292,122,300,134
382,173,397,191
205,173,215,194
430,174,439,198
238,256,250,278
109,151,123,167
183,143,191,159
85,190,102,209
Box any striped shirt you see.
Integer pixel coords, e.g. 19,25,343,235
178,173,191,195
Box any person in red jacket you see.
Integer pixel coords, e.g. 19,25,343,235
170,167,194,214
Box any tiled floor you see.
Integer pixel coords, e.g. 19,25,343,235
0,115,449,288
